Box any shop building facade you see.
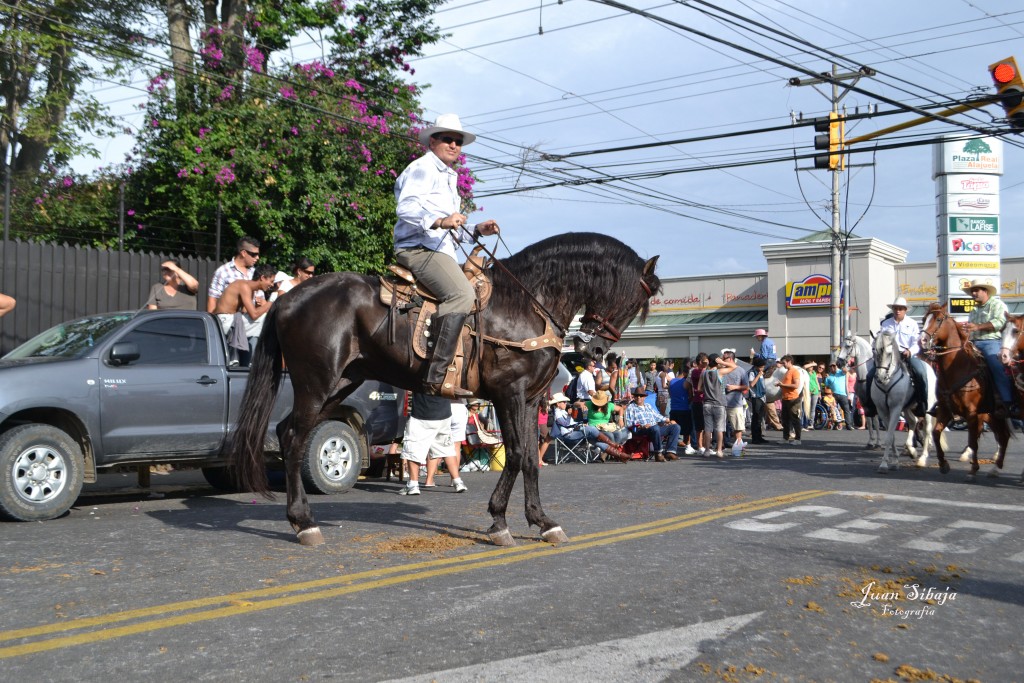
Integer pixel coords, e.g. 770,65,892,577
616,234,1024,361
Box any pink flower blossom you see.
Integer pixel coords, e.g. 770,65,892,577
244,46,265,73
198,127,211,139
127,209,135,216
279,87,296,100
62,176,73,188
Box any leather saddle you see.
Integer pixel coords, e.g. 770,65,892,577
378,246,494,362
377,246,562,399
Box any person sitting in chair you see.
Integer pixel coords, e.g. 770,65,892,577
550,392,629,463
393,113,500,398
877,296,928,417
624,387,682,461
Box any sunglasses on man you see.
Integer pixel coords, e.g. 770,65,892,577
244,249,260,258
432,134,464,146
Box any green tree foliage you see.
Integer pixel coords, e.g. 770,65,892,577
1,0,144,172
122,0,463,272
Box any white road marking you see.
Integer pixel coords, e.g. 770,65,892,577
835,491,1024,512
804,512,932,543
381,612,764,683
905,520,1016,553
725,505,846,532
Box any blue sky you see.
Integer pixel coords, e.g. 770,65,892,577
76,0,1024,278
405,0,1024,277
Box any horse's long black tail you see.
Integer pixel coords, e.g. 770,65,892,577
228,307,283,498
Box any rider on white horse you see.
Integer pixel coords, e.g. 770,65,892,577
874,296,929,417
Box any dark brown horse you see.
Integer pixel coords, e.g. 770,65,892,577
919,302,1011,481
229,232,660,545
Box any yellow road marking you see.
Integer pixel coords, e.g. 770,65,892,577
0,489,829,659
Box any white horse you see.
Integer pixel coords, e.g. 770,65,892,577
871,331,937,473
837,334,881,449
838,333,936,468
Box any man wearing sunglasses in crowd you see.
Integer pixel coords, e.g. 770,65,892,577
393,113,501,398
207,235,262,313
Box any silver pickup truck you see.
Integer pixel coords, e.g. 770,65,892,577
0,310,407,522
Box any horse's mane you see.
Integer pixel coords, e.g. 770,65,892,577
488,232,661,324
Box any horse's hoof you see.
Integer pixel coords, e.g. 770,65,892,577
986,466,1000,478
876,465,890,475
863,443,875,450
541,526,570,544
872,444,883,451
940,461,950,474
888,463,899,472
297,527,325,546
487,529,517,547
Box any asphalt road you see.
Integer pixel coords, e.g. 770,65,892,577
2,426,1023,682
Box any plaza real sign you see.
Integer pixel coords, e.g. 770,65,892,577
933,136,1003,317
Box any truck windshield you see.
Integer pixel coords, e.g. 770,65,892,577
3,313,135,360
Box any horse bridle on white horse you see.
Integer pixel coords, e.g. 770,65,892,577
873,331,909,397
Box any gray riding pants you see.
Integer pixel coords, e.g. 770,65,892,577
395,247,475,316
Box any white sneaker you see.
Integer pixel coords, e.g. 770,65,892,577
399,483,420,496
792,439,802,446
684,445,696,455
452,478,468,493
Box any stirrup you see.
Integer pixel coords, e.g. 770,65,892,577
425,381,473,399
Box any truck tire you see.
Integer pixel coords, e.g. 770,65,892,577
0,424,85,522
201,466,239,492
301,420,362,495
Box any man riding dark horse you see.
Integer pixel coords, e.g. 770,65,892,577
393,113,500,398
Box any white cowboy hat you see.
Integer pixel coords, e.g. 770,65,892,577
961,277,997,296
886,296,909,310
752,328,768,337
417,113,476,147
549,392,571,404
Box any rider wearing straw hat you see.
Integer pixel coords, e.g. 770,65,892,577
961,277,1014,411
394,113,500,398
879,295,928,415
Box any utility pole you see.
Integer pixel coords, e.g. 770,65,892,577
789,64,873,361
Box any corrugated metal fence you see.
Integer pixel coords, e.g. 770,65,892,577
0,240,220,354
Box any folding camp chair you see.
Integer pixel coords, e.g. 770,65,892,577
464,402,505,470
551,432,592,465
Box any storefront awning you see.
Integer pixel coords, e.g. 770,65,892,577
637,309,769,327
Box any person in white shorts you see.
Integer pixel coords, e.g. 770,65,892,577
399,393,468,496
424,399,468,487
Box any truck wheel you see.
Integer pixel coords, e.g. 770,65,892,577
0,425,85,522
201,467,239,492
301,420,362,494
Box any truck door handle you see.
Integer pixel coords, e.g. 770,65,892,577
196,375,218,385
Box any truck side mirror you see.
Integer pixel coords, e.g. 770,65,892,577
108,341,141,366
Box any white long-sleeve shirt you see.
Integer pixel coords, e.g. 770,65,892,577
880,315,921,356
393,151,476,261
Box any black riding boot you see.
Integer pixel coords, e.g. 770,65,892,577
424,313,473,398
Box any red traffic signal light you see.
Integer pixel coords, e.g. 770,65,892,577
989,57,1024,130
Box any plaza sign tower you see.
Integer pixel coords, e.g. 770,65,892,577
932,135,1003,317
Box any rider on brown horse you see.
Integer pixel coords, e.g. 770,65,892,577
961,277,1016,415
393,113,500,398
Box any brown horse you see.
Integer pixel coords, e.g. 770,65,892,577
228,232,660,546
919,302,1011,481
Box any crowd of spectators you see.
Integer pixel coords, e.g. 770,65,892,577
539,325,875,464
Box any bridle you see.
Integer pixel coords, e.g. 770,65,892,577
872,333,907,396
920,309,968,357
577,277,654,345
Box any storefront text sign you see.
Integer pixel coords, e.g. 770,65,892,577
785,274,838,308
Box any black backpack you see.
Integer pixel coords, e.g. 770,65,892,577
565,374,583,403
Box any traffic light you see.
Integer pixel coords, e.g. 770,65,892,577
813,112,844,170
989,56,1024,130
